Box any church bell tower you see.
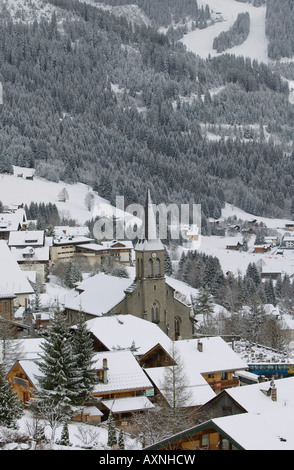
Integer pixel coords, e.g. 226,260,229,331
133,189,166,326
135,189,165,281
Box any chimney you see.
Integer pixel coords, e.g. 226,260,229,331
197,340,203,352
102,358,109,384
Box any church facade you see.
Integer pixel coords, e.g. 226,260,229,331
65,190,194,340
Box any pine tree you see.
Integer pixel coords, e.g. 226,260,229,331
71,312,97,407
118,429,125,450
164,247,173,275
107,412,117,448
193,286,214,321
59,421,70,446
0,363,23,428
64,261,81,288
36,312,82,422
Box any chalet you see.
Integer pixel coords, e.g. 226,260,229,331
6,349,155,423
12,166,35,180
253,245,271,254
101,240,133,266
144,377,294,450
143,337,248,409
199,376,294,420
8,230,46,248
83,314,173,359
261,267,282,280
0,241,34,311
0,285,16,321
10,246,50,284
226,242,244,251
91,350,154,422
0,209,27,240
8,230,52,283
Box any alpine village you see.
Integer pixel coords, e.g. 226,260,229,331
1,0,294,453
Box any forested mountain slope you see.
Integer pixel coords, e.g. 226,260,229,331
0,0,294,223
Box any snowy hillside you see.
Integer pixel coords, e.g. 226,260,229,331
0,172,123,225
182,0,268,63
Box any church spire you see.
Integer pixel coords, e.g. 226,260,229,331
144,187,157,241
135,188,164,251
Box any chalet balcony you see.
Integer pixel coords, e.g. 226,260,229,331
211,377,239,391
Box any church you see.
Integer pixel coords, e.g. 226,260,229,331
65,190,194,340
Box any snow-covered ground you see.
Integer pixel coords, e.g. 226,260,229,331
181,0,268,64
1,409,141,450
0,172,139,227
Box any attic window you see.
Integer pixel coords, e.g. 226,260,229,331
25,239,38,243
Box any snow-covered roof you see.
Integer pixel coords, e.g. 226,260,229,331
92,350,154,395
144,337,247,408
85,314,173,356
54,226,90,238
53,236,93,245
175,337,248,375
10,246,50,262
8,230,44,247
0,209,26,232
13,166,35,178
0,241,34,295
135,239,164,252
102,396,154,414
144,364,215,407
0,284,16,299
17,359,42,390
211,407,294,450
64,273,133,317
225,376,294,414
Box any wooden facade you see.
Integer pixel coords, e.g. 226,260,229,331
6,361,36,405
144,421,243,450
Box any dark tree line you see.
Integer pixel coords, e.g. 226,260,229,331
266,0,294,60
213,12,250,53
0,0,294,223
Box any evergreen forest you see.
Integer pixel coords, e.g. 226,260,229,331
0,0,294,224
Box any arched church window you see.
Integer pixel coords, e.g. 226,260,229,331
148,258,153,277
151,301,160,323
155,258,161,276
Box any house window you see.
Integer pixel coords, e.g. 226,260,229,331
221,372,228,380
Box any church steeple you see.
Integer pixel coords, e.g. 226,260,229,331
135,188,165,280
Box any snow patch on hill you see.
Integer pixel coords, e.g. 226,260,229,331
181,0,268,64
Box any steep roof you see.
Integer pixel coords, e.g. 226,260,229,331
64,272,133,316
85,314,173,356
144,337,247,407
0,241,34,295
92,350,154,395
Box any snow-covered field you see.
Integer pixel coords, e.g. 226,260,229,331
1,409,141,450
0,172,136,226
181,0,268,63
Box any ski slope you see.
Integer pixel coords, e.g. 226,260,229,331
181,0,268,64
